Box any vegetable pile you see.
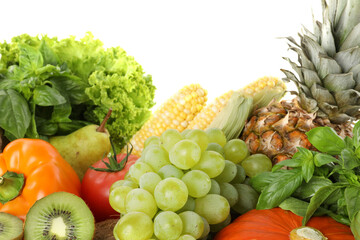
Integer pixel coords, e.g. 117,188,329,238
0,32,155,149
250,121,360,238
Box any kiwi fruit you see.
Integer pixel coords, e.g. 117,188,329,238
0,212,24,240
24,191,95,240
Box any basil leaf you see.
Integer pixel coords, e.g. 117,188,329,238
279,197,328,217
353,121,360,148
345,136,354,149
0,78,18,89
272,157,302,171
250,169,290,193
303,184,346,225
256,169,303,210
341,148,360,170
39,39,59,66
314,152,339,166
0,89,31,139
293,176,333,199
50,76,89,105
345,186,360,221
306,127,345,155
302,157,315,183
350,211,360,240
18,44,43,73
33,85,66,106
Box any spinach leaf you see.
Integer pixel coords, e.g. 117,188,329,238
33,85,66,106
306,127,345,155
303,184,346,225
0,89,31,139
256,169,303,210
345,186,360,221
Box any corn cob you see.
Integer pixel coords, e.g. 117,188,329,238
187,76,287,131
127,84,207,156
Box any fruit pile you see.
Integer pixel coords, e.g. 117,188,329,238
109,128,263,239
1,0,360,239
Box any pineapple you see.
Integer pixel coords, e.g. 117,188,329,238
241,0,359,163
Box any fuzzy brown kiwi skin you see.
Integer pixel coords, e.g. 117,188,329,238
0,212,24,240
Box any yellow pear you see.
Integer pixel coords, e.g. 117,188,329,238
49,110,112,180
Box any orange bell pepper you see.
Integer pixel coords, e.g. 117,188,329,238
0,138,81,220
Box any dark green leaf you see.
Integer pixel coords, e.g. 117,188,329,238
50,76,89,105
302,157,315,183
345,186,360,221
35,117,58,136
353,121,360,148
314,152,339,166
33,85,66,106
293,176,333,199
306,127,346,155
350,211,360,239
0,78,18,89
279,197,327,217
0,89,31,139
56,120,90,135
303,184,346,225
272,157,303,171
25,100,39,139
18,44,43,73
250,170,290,193
256,169,303,210
341,148,360,170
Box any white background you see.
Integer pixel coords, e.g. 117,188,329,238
1,0,322,109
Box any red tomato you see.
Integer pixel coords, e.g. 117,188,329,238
81,150,138,222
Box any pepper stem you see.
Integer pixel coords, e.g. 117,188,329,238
0,171,25,204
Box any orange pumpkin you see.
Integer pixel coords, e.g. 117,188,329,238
215,208,354,240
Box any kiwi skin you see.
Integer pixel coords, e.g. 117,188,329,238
0,212,24,240
24,191,95,240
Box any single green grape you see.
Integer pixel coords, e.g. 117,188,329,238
154,177,188,211
224,139,249,164
125,188,158,218
181,170,211,198
199,217,210,239
191,150,225,178
153,211,183,240
194,194,230,225
113,211,153,240
110,179,138,192
143,145,170,172
219,182,238,207
230,164,247,184
184,129,209,152
241,153,272,178
160,129,183,152
157,164,184,179
109,185,133,214
208,179,221,194
144,135,161,148
129,161,154,184
214,160,237,183
205,128,227,147
178,211,205,239
139,172,162,194
176,196,196,213
169,139,201,170
206,142,225,157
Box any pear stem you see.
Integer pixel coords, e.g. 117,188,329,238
97,108,112,133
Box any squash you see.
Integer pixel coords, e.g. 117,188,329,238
214,208,354,240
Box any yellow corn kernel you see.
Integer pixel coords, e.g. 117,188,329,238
126,84,208,156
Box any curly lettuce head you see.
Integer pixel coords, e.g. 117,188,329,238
84,46,155,149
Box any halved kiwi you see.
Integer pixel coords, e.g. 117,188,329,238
24,191,95,240
0,212,24,240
